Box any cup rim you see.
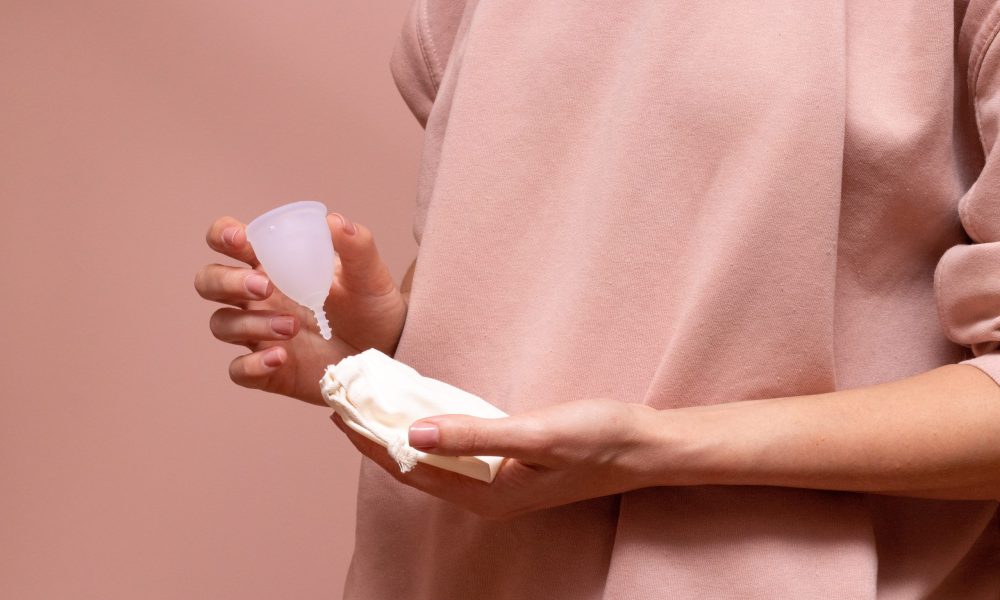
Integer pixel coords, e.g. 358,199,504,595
246,200,328,237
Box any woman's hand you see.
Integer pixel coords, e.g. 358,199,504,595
330,398,666,519
333,364,1000,508
195,213,408,406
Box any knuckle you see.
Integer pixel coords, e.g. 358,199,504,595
236,314,255,339
206,218,226,246
207,216,237,249
455,421,481,452
522,415,548,439
209,308,231,338
228,355,264,389
193,267,209,295
519,416,550,452
356,223,374,244
227,358,245,384
228,269,248,295
215,267,253,299
196,264,238,299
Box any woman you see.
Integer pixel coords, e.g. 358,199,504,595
195,2,1000,598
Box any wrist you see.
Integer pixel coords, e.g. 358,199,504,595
638,401,767,489
623,404,708,489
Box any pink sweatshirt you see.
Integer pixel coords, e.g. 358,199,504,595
346,2,1000,598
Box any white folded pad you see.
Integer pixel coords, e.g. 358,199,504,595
320,349,508,483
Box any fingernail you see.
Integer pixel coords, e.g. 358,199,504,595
408,423,439,449
270,316,295,336
335,213,357,236
222,227,240,246
262,347,284,367
245,273,269,297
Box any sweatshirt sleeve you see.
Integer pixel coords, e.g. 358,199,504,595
935,2,1000,383
389,0,467,128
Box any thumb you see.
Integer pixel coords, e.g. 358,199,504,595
329,213,396,296
409,414,546,462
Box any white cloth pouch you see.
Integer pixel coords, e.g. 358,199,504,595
320,349,508,483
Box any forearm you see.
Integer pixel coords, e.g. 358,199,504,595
650,364,1000,500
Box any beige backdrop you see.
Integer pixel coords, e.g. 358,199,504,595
0,1,421,598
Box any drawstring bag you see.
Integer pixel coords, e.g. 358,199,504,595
320,348,508,483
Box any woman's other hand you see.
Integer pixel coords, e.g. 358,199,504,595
195,213,408,406
331,398,668,519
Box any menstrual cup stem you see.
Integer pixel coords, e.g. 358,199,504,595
311,305,332,340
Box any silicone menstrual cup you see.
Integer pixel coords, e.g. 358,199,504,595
246,201,335,340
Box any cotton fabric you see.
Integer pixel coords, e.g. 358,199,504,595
344,2,1000,598
321,348,507,482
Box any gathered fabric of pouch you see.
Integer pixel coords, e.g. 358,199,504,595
320,348,508,483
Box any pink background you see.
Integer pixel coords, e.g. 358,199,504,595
1,1,421,598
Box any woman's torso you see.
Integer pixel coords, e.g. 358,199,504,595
346,2,1000,598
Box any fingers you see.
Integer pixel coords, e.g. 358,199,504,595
408,415,550,464
205,216,259,266
210,308,299,344
194,264,273,305
330,413,533,520
228,346,287,389
330,412,491,499
329,213,398,297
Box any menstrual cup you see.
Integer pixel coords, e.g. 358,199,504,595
246,201,335,340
